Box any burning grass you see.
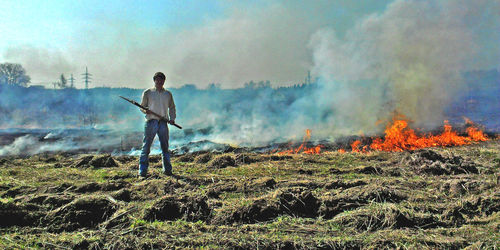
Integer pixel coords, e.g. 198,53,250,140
276,117,491,155
0,139,499,248
365,118,489,152
276,129,324,155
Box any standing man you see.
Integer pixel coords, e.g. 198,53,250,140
139,72,176,177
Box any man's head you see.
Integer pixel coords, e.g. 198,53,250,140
153,72,166,89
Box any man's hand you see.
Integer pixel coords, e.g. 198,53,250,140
169,120,175,125
145,110,153,115
140,108,151,114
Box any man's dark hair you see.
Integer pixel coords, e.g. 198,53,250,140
153,72,166,81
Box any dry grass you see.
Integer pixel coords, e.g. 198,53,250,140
0,140,499,248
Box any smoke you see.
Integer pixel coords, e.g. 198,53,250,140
0,128,131,156
0,134,84,156
0,135,40,156
3,46,76,85
308,0,500,133
2,3,317,89
164,4,316,88
0,1,402,89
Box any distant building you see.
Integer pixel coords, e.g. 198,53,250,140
28,85,45,90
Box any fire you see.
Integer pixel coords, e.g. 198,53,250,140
466,126,488,141
277,116,489,155
353,117,489,152
351,140,361,152
277,129,323,155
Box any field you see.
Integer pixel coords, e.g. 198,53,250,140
0,140,499,249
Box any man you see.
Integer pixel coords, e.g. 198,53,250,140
139,72,176,177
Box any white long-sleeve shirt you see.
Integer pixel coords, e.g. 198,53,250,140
140,87,176,121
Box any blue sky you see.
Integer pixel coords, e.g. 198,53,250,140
0,0,391,48
0,0,497,89
0,0,225,49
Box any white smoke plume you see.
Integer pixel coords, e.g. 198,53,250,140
308,0,500,135
0,135,74,156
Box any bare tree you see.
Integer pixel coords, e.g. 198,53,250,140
0,63,31,86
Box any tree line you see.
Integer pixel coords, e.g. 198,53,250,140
0,63,30,86
0,62,73,88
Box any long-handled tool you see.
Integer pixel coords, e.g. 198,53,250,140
119,96,182,129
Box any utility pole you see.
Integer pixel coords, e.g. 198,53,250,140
69,74,75,88
81,67,92,89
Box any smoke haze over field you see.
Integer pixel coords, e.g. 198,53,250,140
1,1,394,88
1,1,498,89
308,0,500,133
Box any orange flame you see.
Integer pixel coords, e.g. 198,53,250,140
351,140,361,152
369,118,488,152
338,117,490,153
466,126,488,141
277,129,323,155
304,145,323,154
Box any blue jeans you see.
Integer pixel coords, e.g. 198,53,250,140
139,119,172,176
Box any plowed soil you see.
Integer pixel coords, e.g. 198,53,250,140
0,140,499,249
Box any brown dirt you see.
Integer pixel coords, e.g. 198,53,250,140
269,155,292,161
208,155,236,169
443,193,500,226
318,196,363,219
130,179,189,201
73,155,94,168
332,204,443,232
20,194,74,209
89,154,119,168
324,179,367,189
339,185,407,203
222,198,279,224
111,189,131,202
73,181,127,193
216,187,321,224
149,155,162,163
0,158,9,166
403,149,480,175
114,155,136,164
0,185,37,198
252,177,277,189
143,195,211,222
234,153,262,165
207,177,277,198
0,202,44,227
193,153,213,163
354,165,383,174
177,154,195,162
43,195,117,232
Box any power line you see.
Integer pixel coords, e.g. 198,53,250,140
69,74,75,88
81,67,92,89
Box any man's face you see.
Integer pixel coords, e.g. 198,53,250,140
154,78,165,89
